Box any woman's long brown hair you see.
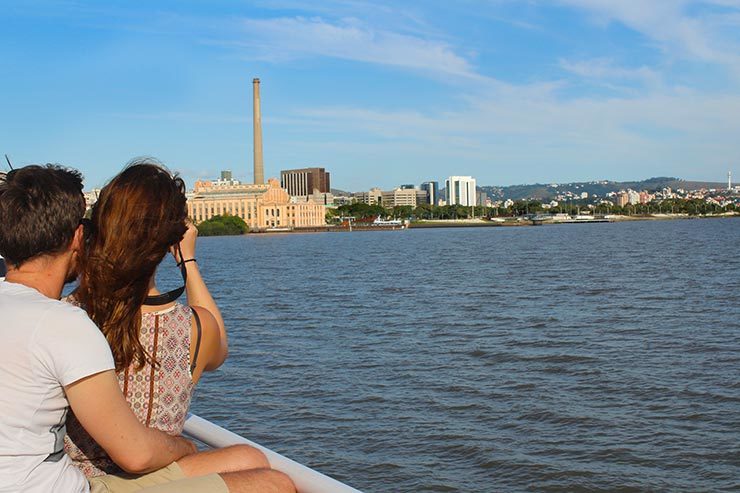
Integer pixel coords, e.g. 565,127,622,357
77,159,188,371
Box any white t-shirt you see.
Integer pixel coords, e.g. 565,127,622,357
0,281,115,493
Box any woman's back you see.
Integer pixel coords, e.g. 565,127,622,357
64,302,196,477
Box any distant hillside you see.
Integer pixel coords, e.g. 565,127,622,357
479,177,727,201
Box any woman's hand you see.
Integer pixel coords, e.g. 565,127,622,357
172,220,198,263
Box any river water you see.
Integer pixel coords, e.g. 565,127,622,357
173,218,739,492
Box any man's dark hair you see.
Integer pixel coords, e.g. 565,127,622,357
0,164,85,268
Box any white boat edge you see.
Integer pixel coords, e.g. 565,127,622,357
183,413,363,493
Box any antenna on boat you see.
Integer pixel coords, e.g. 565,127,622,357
4,154,13,170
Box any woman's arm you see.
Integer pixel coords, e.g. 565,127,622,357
66,370,196,473
177,221,228,370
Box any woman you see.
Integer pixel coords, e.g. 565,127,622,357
64,160,286,487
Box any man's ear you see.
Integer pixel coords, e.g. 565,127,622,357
71,224,85,253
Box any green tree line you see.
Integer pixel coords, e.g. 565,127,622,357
327,198,736,221
196,214,249,236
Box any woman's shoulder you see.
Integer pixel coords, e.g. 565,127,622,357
141,301,190,317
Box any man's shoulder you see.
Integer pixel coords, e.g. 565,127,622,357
30,292,115,381
0,283,99,337
0,282,56,320
4,284,90,321
41,300,99,335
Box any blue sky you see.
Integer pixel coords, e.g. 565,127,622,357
1,1,739,190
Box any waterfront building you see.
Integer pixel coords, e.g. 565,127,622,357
280,167,331,196
187,178,325,230
627,190,640,205
353,186,422,207
332,195,354,206
616,192,629,207
477,191,488,207
415,190,428,206
353,188,382,205
420,181,439,206
381,188,418,207
290,190,334,206
208,170,241,187
445,176,477,206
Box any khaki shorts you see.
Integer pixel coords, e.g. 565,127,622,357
89,462,228,493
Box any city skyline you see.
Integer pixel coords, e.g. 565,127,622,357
2,1,739,190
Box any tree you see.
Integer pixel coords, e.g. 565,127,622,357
336,202,386,219
392,205,413,218
413,204,433,219
325,208,341,223
197,214,249,236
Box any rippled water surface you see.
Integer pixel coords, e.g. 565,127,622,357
175,219,739,492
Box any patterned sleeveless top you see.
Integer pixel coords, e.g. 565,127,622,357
64,303,196,477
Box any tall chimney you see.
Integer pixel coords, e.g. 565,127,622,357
252,78,264,185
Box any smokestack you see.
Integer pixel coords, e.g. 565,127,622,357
252,78,264,185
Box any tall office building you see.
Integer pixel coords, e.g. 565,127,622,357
280,167,331,197
415,189,428,206
420,181,439,205
445,176,477,206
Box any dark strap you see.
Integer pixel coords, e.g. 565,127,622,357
144,245,187,306
190,308,202,374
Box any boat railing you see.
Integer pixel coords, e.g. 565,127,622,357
183,413,363,493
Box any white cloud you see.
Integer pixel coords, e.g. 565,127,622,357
236,16,483,80
557,0,740,72
559,58,662,88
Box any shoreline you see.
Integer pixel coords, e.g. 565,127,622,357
199,213,738,237
410,213,740,228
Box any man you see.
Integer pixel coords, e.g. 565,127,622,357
0,165,294,493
